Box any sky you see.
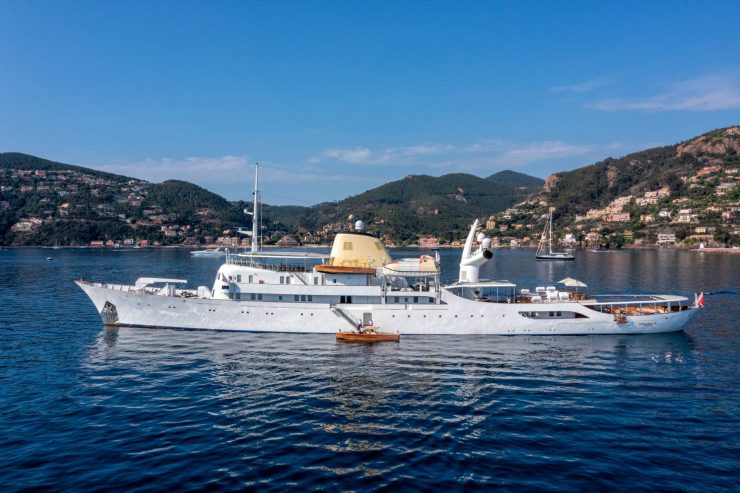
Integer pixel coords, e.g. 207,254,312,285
1,1,739,205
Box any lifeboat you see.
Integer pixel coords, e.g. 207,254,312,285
381,255,439,277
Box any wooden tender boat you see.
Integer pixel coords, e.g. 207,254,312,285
336,328,400,342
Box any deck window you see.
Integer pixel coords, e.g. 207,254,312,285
248,275,253,283
236,275,241,283
235,293,240,299
294,295,299,301
250,293,256,300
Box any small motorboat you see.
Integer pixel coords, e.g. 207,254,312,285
336,327,400,343
190,248,226,257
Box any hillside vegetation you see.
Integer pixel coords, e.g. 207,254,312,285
0,152,542,245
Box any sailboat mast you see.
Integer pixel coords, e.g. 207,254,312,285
251,163,260,254
548,209,553,254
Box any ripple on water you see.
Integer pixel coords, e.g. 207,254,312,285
0,249,738,491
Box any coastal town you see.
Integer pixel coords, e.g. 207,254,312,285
1,129,739,250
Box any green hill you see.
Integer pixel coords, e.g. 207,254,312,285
302,172,540,242
544,126,740,216
0,151,544,245
487,170,545,190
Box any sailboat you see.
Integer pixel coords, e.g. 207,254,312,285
536,208,574,261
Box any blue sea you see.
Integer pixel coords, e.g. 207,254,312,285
0,248,738,491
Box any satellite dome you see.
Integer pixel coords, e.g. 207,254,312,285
354,220,365,231
477,232,486,242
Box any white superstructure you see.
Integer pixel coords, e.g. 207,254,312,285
76,167,700,335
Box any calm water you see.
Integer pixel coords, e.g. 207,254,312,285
0,248,738,491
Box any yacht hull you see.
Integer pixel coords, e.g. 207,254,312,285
76,281,696,336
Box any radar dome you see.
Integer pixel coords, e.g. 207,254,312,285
476,232,486,242
354,220,365,231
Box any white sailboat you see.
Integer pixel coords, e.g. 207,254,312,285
536,208,574,261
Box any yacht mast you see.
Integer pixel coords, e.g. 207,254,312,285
251,163,260,253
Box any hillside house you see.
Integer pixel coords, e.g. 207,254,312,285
605,213,631,223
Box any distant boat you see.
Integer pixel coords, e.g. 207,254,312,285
190,247,227,257
536,208,574,261
52,240,61,250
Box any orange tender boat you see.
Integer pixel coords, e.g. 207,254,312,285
316,265,376,275
336,329,400,343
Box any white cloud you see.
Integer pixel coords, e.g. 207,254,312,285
588,75,740,112
93,155,251,184
497,141,596,166
550,77,611,94
315,139,594,170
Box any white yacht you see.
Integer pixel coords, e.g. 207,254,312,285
190,247,227,257
76,167,700,335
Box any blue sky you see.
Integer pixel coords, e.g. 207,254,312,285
1,1,738,205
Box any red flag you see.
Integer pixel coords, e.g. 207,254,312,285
697,292,705,308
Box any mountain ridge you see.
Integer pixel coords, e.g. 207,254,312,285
0,151,543,245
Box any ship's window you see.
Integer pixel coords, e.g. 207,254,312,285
429,298,434,303
236,275,241,283
250,293,256,300
257,294,262,300
235,293,240,299
308,295,313,301
301,295,306,301
413,297,418,303
279,295,283,300
343,242,353,251
248,275,253,283
280,276,284,284
404,298,408,303
519,311,588,319
314,277,319,285
294,295,299,301
394,297,399,303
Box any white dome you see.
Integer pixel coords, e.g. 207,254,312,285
354,220,365,231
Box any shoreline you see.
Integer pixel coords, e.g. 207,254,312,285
2,244,738,253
